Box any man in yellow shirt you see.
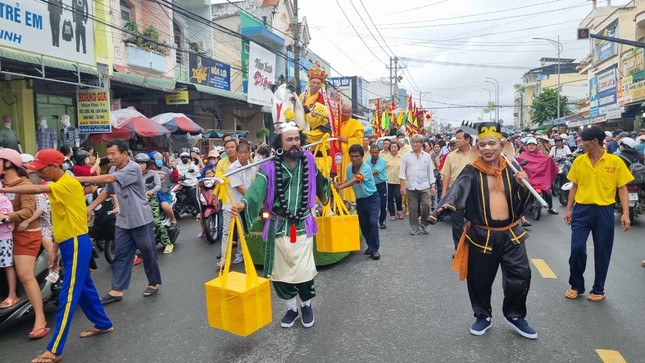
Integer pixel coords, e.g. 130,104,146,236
0,149,113,363
563,126,633,302
338,103,364,202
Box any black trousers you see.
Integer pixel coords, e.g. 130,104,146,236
466,227,531,319
50,13,61,46
387,183,402,216
376,182,387,225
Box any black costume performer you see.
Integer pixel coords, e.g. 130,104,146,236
429,122,536,339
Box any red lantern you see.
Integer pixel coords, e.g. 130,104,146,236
425,114,432,120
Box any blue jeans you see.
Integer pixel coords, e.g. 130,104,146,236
356,192,380,254
568,204,615,295
376,182,387,226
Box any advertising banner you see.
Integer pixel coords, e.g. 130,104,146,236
0,0,94,65
592,19,618,65
247,42,275,107
77,89,110,133
589,66,617,117
166,91,189,105
621,48,645,77
188,53,230,91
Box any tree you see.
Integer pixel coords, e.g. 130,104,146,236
530,88,570,125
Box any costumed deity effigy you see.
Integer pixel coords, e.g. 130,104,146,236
299,62,341,177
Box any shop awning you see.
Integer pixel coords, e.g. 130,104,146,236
0,48,97,75
180,83,247,102
110,73,176,92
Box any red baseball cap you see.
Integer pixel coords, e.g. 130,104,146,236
23,149,65,171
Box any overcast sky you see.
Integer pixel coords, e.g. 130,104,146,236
298,0,630,126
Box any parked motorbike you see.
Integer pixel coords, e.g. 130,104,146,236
525,185,543,221
0,248,62,331
199,178,219,244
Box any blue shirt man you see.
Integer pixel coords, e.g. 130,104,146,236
365,145,388,228
334,144,381,260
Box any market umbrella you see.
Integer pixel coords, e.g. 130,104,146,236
88,107,171,142
151,112,203,135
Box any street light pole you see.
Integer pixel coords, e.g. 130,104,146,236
484,77,499,121
534,36,563,120
481,87,492,121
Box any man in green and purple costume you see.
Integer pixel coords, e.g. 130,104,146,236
231,120,330,329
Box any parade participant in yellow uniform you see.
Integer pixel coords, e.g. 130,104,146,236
0,149,113,363
304,102,333,173
338,104,365,202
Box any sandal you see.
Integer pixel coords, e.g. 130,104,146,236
143,286,159,297
522,221,532,227
80,326,114,338
0,297,21,309
587,292,605,302
100,293,122,305
31,351,62,363
29,326,51,339
565,288,579,299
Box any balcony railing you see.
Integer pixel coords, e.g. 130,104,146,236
126,44,167,73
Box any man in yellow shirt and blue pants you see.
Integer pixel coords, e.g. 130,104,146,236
563,127,633,302
0,149,113,363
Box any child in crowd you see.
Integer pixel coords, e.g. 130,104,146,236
0,183,18,309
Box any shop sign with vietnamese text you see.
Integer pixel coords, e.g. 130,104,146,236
77,89,111,133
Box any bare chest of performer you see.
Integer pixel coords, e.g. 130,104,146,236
486,174,510,221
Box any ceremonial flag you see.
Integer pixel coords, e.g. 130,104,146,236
381,110,390,131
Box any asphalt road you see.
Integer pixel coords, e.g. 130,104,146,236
1,203,644,363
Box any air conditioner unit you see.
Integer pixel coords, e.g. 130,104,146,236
233,108,242,116
190,41,205,53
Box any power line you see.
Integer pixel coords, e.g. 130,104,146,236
333,0,387,66
358,0,395,56
348,0,392,58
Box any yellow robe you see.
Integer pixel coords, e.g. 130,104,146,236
340,118,364,202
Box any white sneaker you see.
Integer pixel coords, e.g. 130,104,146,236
163,244,174,254
217,260,225,267
233,256,244,264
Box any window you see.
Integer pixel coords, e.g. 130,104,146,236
120,0,131,23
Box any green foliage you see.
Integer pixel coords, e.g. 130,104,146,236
530,88,570,125
123,21,168,55
483,101,495,114
255,127,270,140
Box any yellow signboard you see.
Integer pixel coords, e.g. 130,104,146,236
166,91,189,105
77,89,111,133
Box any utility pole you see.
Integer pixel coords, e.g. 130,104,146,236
388,57,393,104
293,0,300,94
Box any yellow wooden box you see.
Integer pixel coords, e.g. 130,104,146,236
315,214,361,253
204,271,272,337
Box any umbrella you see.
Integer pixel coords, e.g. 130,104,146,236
88,107,171,142
151,113,203,135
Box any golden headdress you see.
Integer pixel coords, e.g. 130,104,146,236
307,61,328,82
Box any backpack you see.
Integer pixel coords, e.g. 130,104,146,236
629,162,645,183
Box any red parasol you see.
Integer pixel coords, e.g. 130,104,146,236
88,107,171,142
151,113,203,135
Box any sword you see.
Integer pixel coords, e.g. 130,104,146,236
501,152,549,208
203,138,339,179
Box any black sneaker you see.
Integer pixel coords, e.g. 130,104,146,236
364,249,371,255
470,317,492,336
301,304,314,328
380,224,387,229
505,317,538,339
280,309,299,328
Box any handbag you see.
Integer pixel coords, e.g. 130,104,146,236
62,19,73,41
204,204,272,336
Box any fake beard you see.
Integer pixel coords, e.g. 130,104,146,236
284,146,303,159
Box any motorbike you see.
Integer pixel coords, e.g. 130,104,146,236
615,182,643,226
551,157,570,197
199,178,220,244
171,179,200,220
89,188,116,252
525,185,543,221
559,181,573,207
0,247,62,331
